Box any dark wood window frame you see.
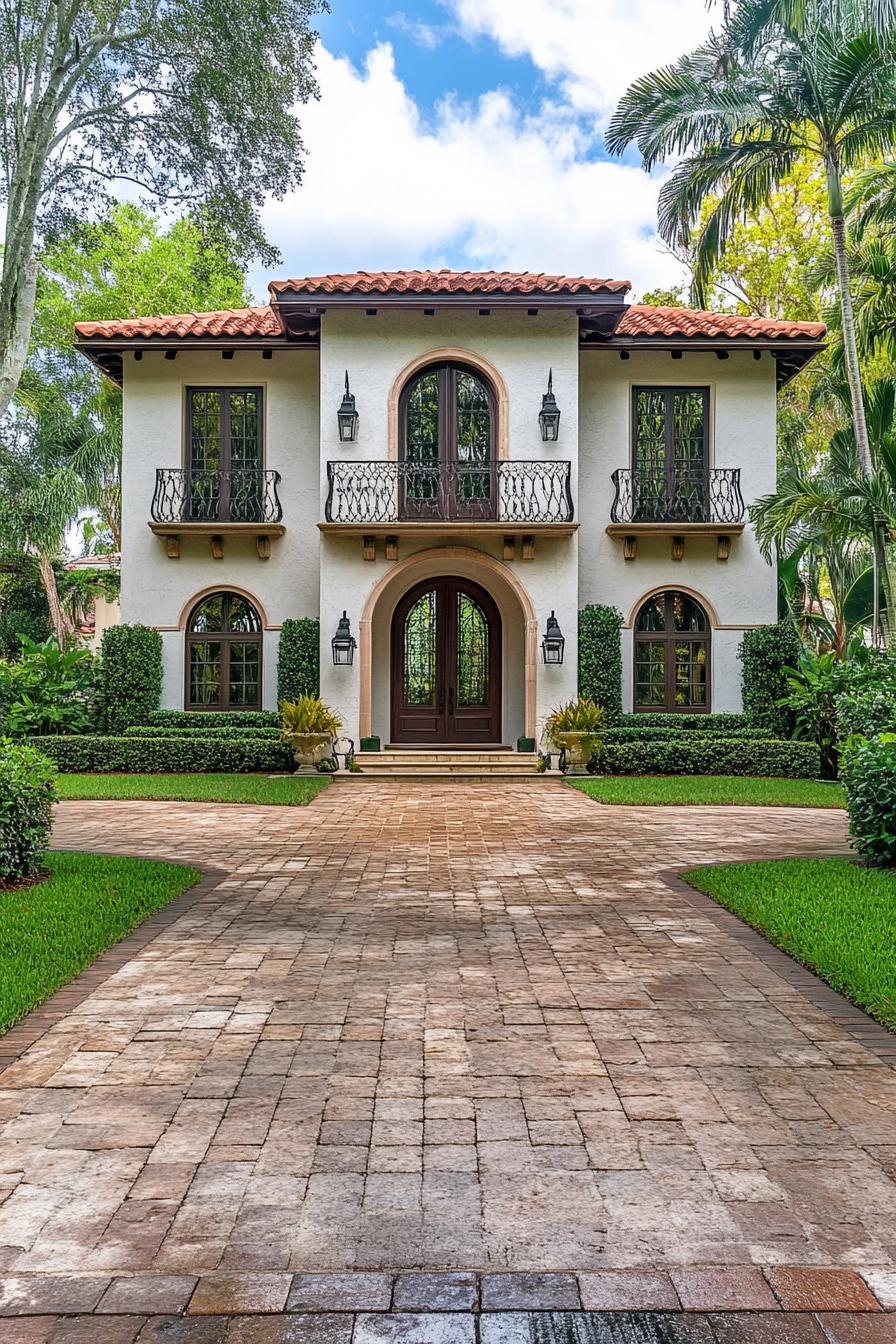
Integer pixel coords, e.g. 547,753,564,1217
631,386,711,521
398,362,498,520
633,590,711,714
185,590,263,712
185,387,265,523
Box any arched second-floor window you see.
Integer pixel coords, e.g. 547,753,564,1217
634,590,710,713
399,362,496,520
186,591,262,710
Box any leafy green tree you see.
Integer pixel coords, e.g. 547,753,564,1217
0,0,324,419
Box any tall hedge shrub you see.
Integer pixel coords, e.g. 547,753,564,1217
278,617,320,704
738,621,801,736
841,733,896,866
578,605,623,723
0,741,56,880
100,625,163,734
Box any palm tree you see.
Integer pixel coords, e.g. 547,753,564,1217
606,0,896,481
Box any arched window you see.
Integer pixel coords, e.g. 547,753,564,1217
186,591,262,710
399,362,496,520
634,590,709,713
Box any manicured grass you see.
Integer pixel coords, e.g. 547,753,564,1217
569,775,845,808
0,852,201,1033
55,773,331,805
683,857,896,1030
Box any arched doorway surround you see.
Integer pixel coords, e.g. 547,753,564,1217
359,546,537,742
387,348,510,460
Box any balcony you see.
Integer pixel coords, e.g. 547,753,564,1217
149,468,285,559
607,467,746,561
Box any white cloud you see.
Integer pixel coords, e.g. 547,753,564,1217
386,11,444,49
258,42,686,297
443,0,713,114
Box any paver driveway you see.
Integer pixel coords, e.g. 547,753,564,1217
2,782,895,1300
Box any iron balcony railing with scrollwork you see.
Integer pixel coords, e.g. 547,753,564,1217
325,460,574,525
151,469,283,525
610,467,745,525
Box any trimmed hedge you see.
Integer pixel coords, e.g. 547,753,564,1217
605,725,770,743
31,735,292,774
616,712,749,733
739,622,801,737
841,733,896,866
0,740,56,880
578,605,623,723
100,625,163,733
148,709,280,730
593,737,819,778
125,724,280,740
278,617,320,703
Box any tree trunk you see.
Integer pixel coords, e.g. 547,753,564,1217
0,252,38,423
37,553,66,646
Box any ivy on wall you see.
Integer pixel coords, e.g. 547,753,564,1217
578,604,623,723
99,624,163,733
277,617,320,704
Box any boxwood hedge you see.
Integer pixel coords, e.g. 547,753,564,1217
125,724,280,740
578,605,623,722
278,617,320,703
0,740,56,880
604,725,770,743
616,713,749,733
148,709,280,730
841,733,896,866
594,737,819,778
31,735,292,774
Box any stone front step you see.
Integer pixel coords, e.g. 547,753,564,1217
347,749,545,778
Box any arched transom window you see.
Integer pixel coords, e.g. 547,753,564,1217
399,362,496,520
186,591,262,710
634,590,710,713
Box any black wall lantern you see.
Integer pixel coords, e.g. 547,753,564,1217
332,611,357,665
539,369,561,442
541,610,565,664
337,371,359,443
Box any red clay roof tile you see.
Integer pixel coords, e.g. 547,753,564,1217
617,305,825,341
268,269,632,297
75,305,283,340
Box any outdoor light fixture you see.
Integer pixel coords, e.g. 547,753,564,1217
538,369,561,442
332,611,357,666
337,371,359,443
541,610,565,664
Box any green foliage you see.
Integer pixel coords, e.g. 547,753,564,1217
841,733,896,866
604,724,770,743
31,734,291,774
99,625,162,733
571,776,844,808
739,622,802,736
55,774,328,806
0,636,98,736
617,712,750,733
683,856,896,1030
593,737,820,779
783,645,860,776
578,605,623,722
148,709,279,730
0,740,57,881
125,724,279,740
835,650,896,737
277,618,320,703
0,852,199,1032
280,695,342,741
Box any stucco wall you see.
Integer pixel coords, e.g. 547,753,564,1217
578,349,779,713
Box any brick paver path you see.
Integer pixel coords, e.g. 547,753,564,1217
3,782,896,1332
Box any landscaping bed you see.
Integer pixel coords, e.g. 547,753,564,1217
55,773,330,805
0,851,201,1033
682,857,896,1031
570,776,845,807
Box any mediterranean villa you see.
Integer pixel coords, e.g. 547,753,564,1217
75,270,825,751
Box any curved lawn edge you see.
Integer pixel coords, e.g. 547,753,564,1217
569,775,845,808
0,851,203,1036
54,773,331,805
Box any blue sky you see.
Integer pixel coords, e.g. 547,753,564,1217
256,2,715,298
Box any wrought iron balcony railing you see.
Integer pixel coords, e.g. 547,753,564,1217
610,467,745,525
325,460,574,525
151,469,283,525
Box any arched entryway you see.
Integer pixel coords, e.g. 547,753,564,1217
391,576,502,743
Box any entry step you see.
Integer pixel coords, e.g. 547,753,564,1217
348,749,545,778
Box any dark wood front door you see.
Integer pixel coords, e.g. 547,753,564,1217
391,578,502,743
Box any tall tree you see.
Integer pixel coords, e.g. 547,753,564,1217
0,0,324,420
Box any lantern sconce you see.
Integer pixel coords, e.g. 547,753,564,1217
337,371,359,443
538,368,561,442
541,610,565,664
332,610,357,666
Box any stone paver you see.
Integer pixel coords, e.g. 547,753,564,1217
2,782,896,1314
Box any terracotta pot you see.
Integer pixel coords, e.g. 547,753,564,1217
290,733,332,772
553,730,596,774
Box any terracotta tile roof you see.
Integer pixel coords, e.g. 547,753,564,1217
617,305,825,341
269,270,632,297
75,305,283,340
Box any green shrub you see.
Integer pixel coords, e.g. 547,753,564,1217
739,622,801,736
617,712,749,733
31,735,292,774
148,709,279,730
125,724,280,740
280,694,342,740
604,725,769,743
578,605,623,722
100,625,162,733
0,740,57,880
278,618,320,703
841,733,896,866
835,650,896,738
593,736,819,778
0,636,98,736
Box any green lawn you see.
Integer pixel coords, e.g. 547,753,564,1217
569,775,845,808
55,773,330,805
683,857,896,1030
0,852,201,1033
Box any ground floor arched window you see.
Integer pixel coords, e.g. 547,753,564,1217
634,590,709,712
185,591,262,710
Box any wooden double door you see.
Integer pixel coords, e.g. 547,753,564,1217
391,578,502,744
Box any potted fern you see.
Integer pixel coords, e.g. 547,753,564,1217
280,694,343,772
544,698,606,774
